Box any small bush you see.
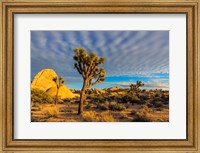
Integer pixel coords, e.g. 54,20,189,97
154,93,160,97
31,89,54,103
109,103,126,111
31,95,42,103
42,106,59,118
139,94,149,100
85,103,96,109
100,111,116,122
152,101,163,108
147,103,154,108
156,107,163,111
161,94,169,101
98,103,109,110
58,98,63,103
89,94,105,103
59,107,67,112
133,105,153,122
121,94,140,103
81,111,116,122
163,101,169,105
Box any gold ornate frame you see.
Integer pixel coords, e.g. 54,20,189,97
0,0,199,152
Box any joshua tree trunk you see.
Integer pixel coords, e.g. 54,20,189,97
55,86,59,105
78,80,87,115
52,76,65,105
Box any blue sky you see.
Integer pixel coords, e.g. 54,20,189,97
31,31,169,90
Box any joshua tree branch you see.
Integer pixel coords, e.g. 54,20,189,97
75,63,82,75
90,75,104,87
78,62,83,73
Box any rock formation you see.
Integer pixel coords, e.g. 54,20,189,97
31,69,57,91
93,88,106,94
86,88,106,95
109,86,122,92
47,85,77,99
31,68,77,99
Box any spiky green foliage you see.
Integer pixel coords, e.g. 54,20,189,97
52,76,65,105
31,89,54,103
136,81,144,87
73,48,106,87
73,48,106,114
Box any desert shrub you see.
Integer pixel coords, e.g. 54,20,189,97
97,102,126,111
156,107,163,111
89,94,105,103
31,95,42,103
85,103,91,109
133,105,153,122
109,102,126,111
85,103,96,109
139,94,149,100
31,89,54,103
98,102,109,110
147,103,154,108
42,106,59,118
119,111,129,119
52,96,63,104
152,101,163,108
121,94,140,103
163,101,169,105
100,111,116,122
57,98,63,103
84,101,89,106
81,111,115,122
59,107,68,112
154,93,160,97
161,94,169,101
31,102,39,107
125,103,132,109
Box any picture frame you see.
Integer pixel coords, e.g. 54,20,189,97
0,0,199,152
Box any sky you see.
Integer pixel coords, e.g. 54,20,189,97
31,31,169,90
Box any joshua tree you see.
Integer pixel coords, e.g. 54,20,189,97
52,76,65,105
128,81,144,95
136,81,144,89
73,48,106,115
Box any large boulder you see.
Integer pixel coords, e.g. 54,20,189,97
31,69,57,91
31,68,77,99
47,85,78,99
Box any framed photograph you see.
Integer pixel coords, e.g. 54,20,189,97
1,0,199,152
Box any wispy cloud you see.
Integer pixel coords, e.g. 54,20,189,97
31,31,169,89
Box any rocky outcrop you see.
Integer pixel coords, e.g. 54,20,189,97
31,69,77,99
86,88,106,95
31,69,57,91
93,88,106,94
109,86,122,92
47,85,78,99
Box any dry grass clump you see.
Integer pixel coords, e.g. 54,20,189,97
81,111,116,122
133,105,153,122
109,102,126,111
31,89,54,103
88,94,105,102
97,102,126,111
121,94,140,103
42,106,59,118
98,102,109,110
119,111,129,119
152,101,163,108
